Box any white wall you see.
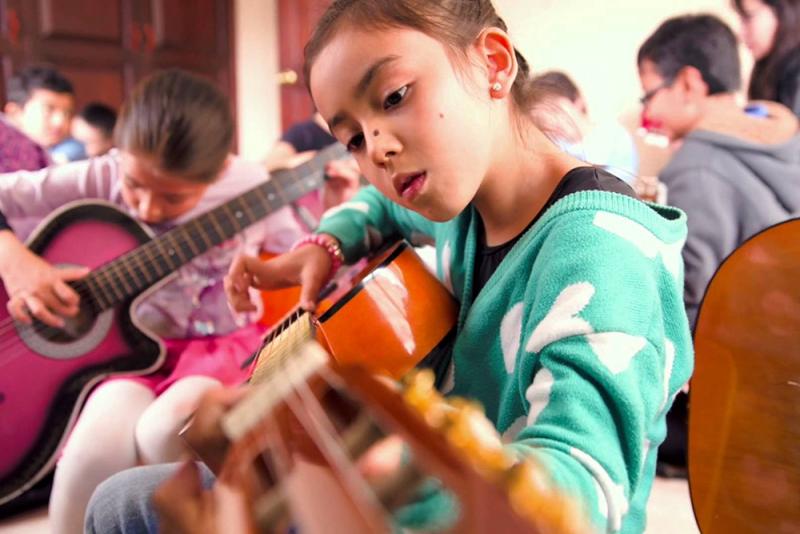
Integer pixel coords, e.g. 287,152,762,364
234,0,280,160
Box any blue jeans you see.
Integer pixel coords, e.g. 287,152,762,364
84,462,216,533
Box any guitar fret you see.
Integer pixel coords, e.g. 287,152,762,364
165,232,189,264
139,243,162,280
207,212,228,244
85,275,108,310
110,259,136,296
190,219,213,250
235,196,258,226
90,268,112,308
252,187,276,214
127,250,152,289
182,229,201,256
271,175,294,207
222,203,245,233
101,265,127,303
153,239,181,271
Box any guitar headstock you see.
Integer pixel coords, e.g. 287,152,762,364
400,370,587,534
220,341,587,534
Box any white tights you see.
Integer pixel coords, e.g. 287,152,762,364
48,375,221,534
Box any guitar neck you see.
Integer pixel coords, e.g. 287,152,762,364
84,144,347,310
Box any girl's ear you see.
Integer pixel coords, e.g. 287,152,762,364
474,27,518,99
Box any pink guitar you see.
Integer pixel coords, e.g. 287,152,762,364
0,143,346,505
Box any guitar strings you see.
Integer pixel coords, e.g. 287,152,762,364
0,145,346,338
282,362,388,529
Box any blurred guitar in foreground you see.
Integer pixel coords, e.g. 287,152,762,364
188,341,587,533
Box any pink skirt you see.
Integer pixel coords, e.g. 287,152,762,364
119,323,266,395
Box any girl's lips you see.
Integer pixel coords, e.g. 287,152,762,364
397,172,427,200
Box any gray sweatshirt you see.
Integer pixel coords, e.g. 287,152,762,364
659,102,800,327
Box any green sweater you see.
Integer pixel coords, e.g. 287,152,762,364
317,186,693,533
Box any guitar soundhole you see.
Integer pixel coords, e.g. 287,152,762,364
32,301,97,344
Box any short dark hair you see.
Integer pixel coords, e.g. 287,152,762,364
78,102,117,138
637,14,741,95
6,66,75,105
529,71,582,103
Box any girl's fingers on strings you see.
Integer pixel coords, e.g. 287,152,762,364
52,280,81,308
59,265,91,281
23,294,64,328
39,283,79,317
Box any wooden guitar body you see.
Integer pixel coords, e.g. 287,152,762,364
689,219,800,533
249,241,459,383
219,342,580,534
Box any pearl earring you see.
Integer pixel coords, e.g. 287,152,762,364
491,81,502,92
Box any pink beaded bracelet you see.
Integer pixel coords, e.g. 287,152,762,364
291,233,345,279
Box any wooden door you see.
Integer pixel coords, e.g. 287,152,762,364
0,0,235,115
4,0,127,109
134,1,233,82
276,0,330,131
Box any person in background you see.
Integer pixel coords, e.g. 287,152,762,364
72,102,117,158
3,66,79,161
529,71,639,184
0,69,305,534
638,13,800,476
0,114,50,172
732,0,800,116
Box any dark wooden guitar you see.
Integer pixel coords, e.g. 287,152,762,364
689,219,800,533
0,143,347,506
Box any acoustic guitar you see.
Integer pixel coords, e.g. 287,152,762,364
207,341,586,533
243,240,459,385
689,219,800,533
0,143,347,506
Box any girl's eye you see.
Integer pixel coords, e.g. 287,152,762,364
346,132,364,152
383,86,408,110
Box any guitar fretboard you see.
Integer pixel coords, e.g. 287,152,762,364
81,143,347,311
223,340,329,441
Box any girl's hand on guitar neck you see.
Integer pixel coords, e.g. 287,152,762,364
225,236,337,312
0,230,89,327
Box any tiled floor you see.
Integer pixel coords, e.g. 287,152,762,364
0,476,699,533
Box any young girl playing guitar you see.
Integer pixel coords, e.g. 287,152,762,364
86,1,694,532
0,70,309,533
